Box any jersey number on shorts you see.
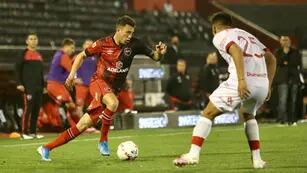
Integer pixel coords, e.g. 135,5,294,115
237,36,264,58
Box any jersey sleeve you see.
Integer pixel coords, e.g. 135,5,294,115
135,39,154,59
213,30,237,54
60,54,72,72
85,39,103,56
254,37,269,52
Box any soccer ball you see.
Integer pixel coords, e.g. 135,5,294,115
117,141,139,160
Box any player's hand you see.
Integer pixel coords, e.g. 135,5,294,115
266,87,272,101
238,79,250,100
65,75,74,91
155,41,167,55
16,85,25,92
74,78,83,85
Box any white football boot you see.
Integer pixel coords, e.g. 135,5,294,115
252,159,266,169
173,153,199,166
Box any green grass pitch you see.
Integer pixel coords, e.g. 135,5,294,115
0,123,307,173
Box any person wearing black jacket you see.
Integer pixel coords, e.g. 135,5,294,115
16,33,44,139
198,52,220,108
274,36,303,125
166,59,193,110
161,35,182,73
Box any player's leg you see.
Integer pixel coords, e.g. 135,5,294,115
241,84,268,169
21,93,34,139
37,113,94,161
173,101,222,166
88,79,119,156
174,81,241,166
98,92,119,156
242,112,266,169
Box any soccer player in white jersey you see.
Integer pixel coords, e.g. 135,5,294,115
173,12,276,169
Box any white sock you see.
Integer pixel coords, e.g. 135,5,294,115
245,119,261,160
189,116,212,156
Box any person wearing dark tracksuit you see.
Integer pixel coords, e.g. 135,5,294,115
16,33,44,139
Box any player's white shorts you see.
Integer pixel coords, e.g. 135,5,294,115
209,78,269,116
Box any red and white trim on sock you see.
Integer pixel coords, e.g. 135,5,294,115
189,116,212,156
245,119,261,160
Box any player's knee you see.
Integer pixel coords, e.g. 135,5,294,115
76,121,90,132
107,98,119,112
242,113,254,121
202,109,215,120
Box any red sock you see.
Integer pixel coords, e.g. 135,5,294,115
99,108,114,142
44,125,83,150
192,136,205,147
248,140,260,150
66,112,76,127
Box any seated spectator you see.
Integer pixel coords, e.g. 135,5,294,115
198,52,220,108
166,59,193,110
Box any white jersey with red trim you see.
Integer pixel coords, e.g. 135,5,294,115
213,28,268,82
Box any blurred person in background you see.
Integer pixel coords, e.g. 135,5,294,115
15,32,44,139
166,59,193,110
274,36,303,126
163,0,174,16
75,39,97,116
198,52,220,108
75,39,98,133
161,34,181,69
47,38,80,127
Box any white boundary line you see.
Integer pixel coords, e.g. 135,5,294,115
0,125,277,148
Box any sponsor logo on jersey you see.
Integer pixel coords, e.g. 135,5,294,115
116,61,123,69
124,47,132,56
107,67,129,73
107,61,129,73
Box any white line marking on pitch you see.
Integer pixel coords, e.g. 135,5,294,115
0,125,275,148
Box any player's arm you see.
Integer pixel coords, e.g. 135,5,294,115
264,51,276,88
264,50,276,100
228,43,250,99
15,51,25,92
65,51,86,89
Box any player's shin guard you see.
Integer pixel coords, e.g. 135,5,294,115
44,125,84,150
189,116,212,156
245,119,261,160
100,108,115,142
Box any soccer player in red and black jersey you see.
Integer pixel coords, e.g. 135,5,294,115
37,15,167,161
16,33,44,140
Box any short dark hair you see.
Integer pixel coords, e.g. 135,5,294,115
116,15,136,28
26,32,37,39
210,12,232,26
62,38,75,47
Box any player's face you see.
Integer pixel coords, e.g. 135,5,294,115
280,36,291,48
65,44,75,56
211,24,217,35
26,35,38,48
117,25,135,45
177,61,186,73
83,40,93,49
